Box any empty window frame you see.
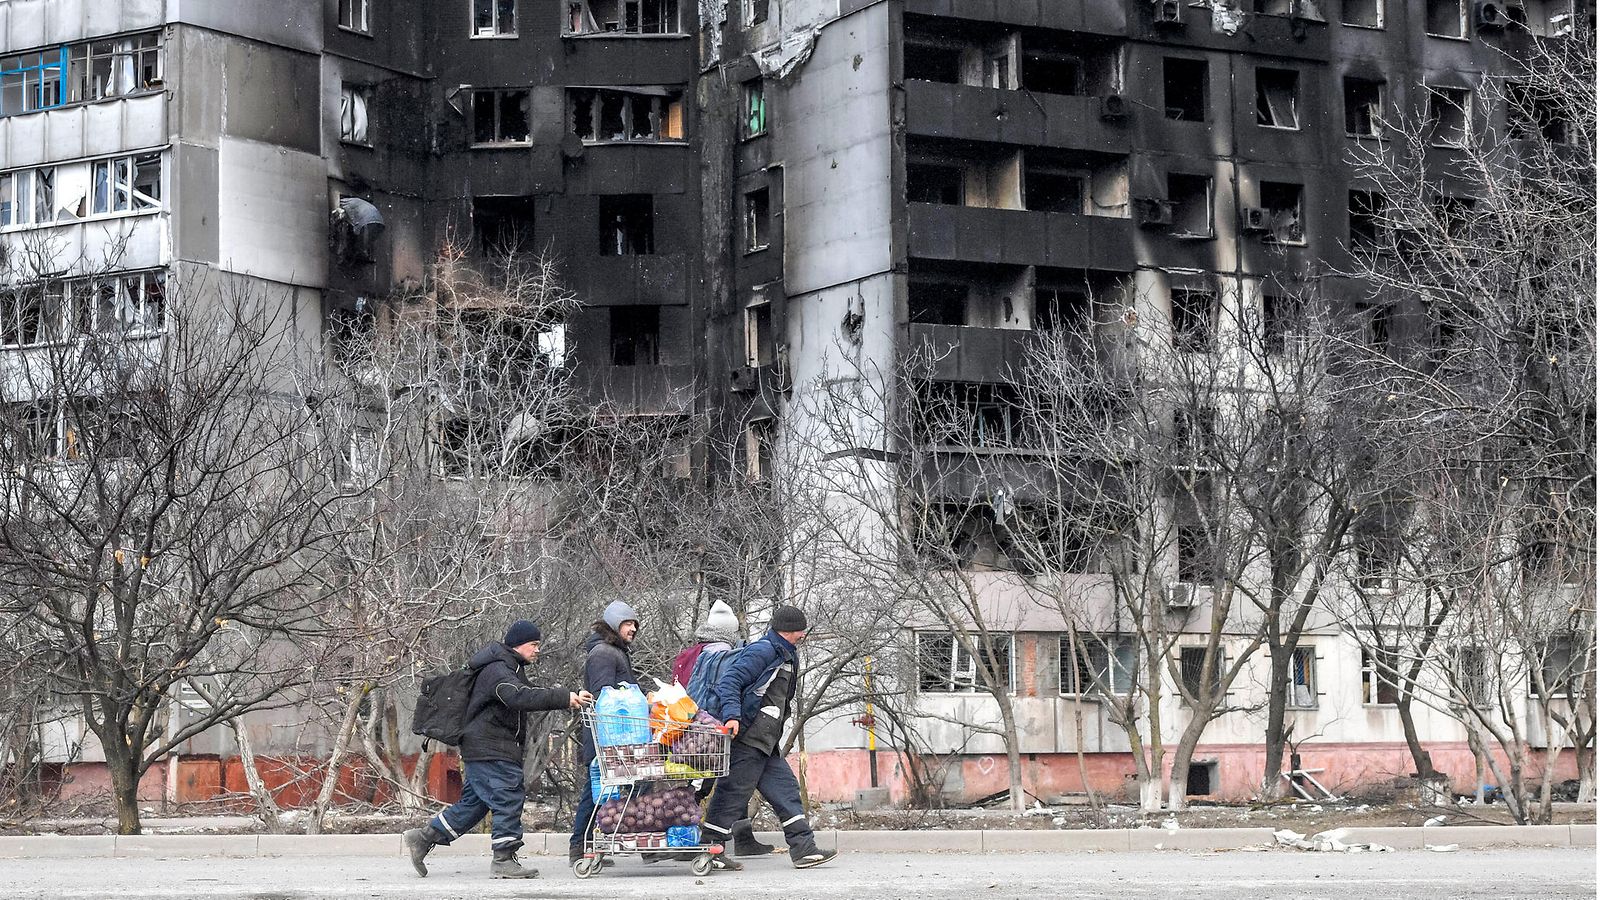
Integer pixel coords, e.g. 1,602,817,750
1427,86,1471,147
1061,634,1136,695
1347,189,1385,251
742,416,774,481
1531,635,1582,698
1366,304,1394,351
1506,80,1570,143
472,89,531,144
339,0,372,33
67,33,163,103
1176,526,1214,586
1513,0,1578,36
1361,645,1401,704
917,632,1014,693
1259,181,1305,244
0,284,64,348
744,300,774,367
598,194,655,255
908,280,968,326
565,0,684,35
744,0,770,27
1163,57,1208,122
1425,0,1465,37
1355,540,1399,592
1343,77,1385,136
1034,286,1091,334
340,83,371,145
570,87,685,143
472,195,537,256
1256,67,1300,129
92,154,162,215
1286,646,1317,708
903,36,963,83
473,0,518,36
0,49,67,116
609,305,660,366
1172,406,1216,459
5,401,65,461
1261,291,1301,355
744,187,771,252
1024,166,1087,214
743,80,767,138
1340,0,1384,27
1168,173,1213,239
906,161,964,204
1021,50,1084,96
0,166,56,227
1171,288,1216,352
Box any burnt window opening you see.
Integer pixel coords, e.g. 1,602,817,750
598,194,655,255
1507,81,1570,143
742,417,774,481
1020,52,1083,95
1512,0,1580,36
1347,190,1386,252
1426,0,1465,37
471,88,530,144
1258,181,1305,244
744,301,774,367
1256,68,1300,129
904,39,963,83
473,0,517,36
1253,0,1299,13
1343,77,1385,136
565,0,683,35
436,416,569,480
909,280,968,326
334,196,386,264
744,0,769,27
1433,195,1477,240
1034,287,1091,334
1262,291,1302,356
1427,86,1471,147
743,80,767,137
1171,288,1216,352
1163,57,1208,121
916,382,1029,448
472,196,537,257
744,187,771,252
329,295,377,358
609,305,659,366
1340,0,1383,27
1366,304,1394,352
1168,173,1214,239
569,87,685,143
1024,168,1086,214
5,401,64,461
907,162,963,204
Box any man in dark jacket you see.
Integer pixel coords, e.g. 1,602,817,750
568,599,640,865
404,620,588,879
700,605,837,870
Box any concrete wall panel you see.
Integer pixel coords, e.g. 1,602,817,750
168,0,323,55
216,138,327,287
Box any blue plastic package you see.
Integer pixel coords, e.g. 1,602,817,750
594,683,651,747
666,825,701,848
589,757,620,803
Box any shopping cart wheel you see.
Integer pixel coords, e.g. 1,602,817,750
690,853,714,876
574,856,601,878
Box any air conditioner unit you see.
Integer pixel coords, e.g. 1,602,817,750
1153,0,1184,27
1100,93,1130,121
1241,206,1274,233
1475,1,1508,29
1167,583,1201,609
1135,197,1174,228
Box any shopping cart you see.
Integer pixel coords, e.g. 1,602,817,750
575,707,731,878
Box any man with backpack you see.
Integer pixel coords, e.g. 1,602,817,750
699,605,837,871
404,620,590,879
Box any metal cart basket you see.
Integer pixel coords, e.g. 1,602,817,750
575,707,730,878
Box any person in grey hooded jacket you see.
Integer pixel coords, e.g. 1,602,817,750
569,599,640,865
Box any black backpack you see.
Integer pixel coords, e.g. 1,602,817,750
412,666,482,747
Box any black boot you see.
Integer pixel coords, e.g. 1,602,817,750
733,819,775,856
402,825,447,877
491,847,539,879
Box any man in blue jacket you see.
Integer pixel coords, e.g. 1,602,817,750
700,605,837,870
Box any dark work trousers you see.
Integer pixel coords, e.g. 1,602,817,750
701,741,816,855
428,758,527,853
569,766,597,857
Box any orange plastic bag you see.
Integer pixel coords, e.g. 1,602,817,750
648,684,699,746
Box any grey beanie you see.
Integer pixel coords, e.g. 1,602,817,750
603,599,640,633
694,600,739,644
770,605,808,633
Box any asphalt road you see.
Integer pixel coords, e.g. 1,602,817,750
0,848,1591,899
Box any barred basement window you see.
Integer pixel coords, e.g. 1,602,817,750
1286,646,1317,708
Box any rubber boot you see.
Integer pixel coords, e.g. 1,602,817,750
491,848,540,879
732,819,775,856
403,825,446,877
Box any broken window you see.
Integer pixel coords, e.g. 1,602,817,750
569,87,684,143
1347,190,1385,251
1170,288,1216,352
0,285,62,347
1062,634,1136,695
1365,304,1393,352
1179,647,1222,700
744,300,774,367
566,0,683,35
744,187,771,252
1427,86,1470,147
904,37,963,83
1034,286,1090,334
609,305,659,366
68,33,162,103
0,49,67,116
742,80,767,137
0,167,56,227
340,83,371,145
917,382,1029,447
906,162,963,204
91,154,161,215
1343,77,1385,136
744,0,769,27
471,88,530,144
102,271,165,336
1425,0,1465,37
1340,0,1383,27
5,401,64,461
1532,635,1582,698
1256,67,1300,129
1287,646,1317,708
473,0,517,36
1172,406,1216,463
1514,0,1578,36
1021,51,1084,95
1361,645,1401,704
472,196,537,257
1261,291,1300,356
1253,0,1299,13
1258,181,1305,244
908,280,967,326
1167,173,1213,239
1507,80,1570,143
916,632,1013,693
1023,167,1086,214
742,417,774,481
598,194,654,255
1163,57,1207,122
339,0,372,33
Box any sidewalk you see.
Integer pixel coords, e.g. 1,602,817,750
0,824,1590,858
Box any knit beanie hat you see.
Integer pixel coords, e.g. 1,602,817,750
603,599,640,633
770,605,808,633
694,600,739,644
504,620,541,647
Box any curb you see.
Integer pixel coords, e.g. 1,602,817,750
0,825,1589,858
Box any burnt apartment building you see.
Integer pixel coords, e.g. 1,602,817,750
1,0,1587,806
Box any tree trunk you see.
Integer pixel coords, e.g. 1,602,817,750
1260,648,1291,800
232,720,286,833
1395,695,1438,779
1167,715,1209,813
105,749,143,835
306,686,367,835
1577,745,1596,804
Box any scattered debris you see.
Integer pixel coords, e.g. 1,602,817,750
1274,827,1394,853
1426,844,1460,853
1423,816,1447,827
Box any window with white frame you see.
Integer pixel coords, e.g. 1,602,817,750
917,631,1014,693
92,154,162,215
4,401,65,461
339,0,372,34
1060,633,1135,696
0,166,55,227
744,0,770,27
1286,645,1317,708
473,0,518,36
1361,644,1401,704
1531,634,1586,699
1354,541,1399,593
0,283,64,347
68,33,163,102
340,83,371,145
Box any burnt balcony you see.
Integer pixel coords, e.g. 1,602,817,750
906,202,1137,271
903,79,1128,153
